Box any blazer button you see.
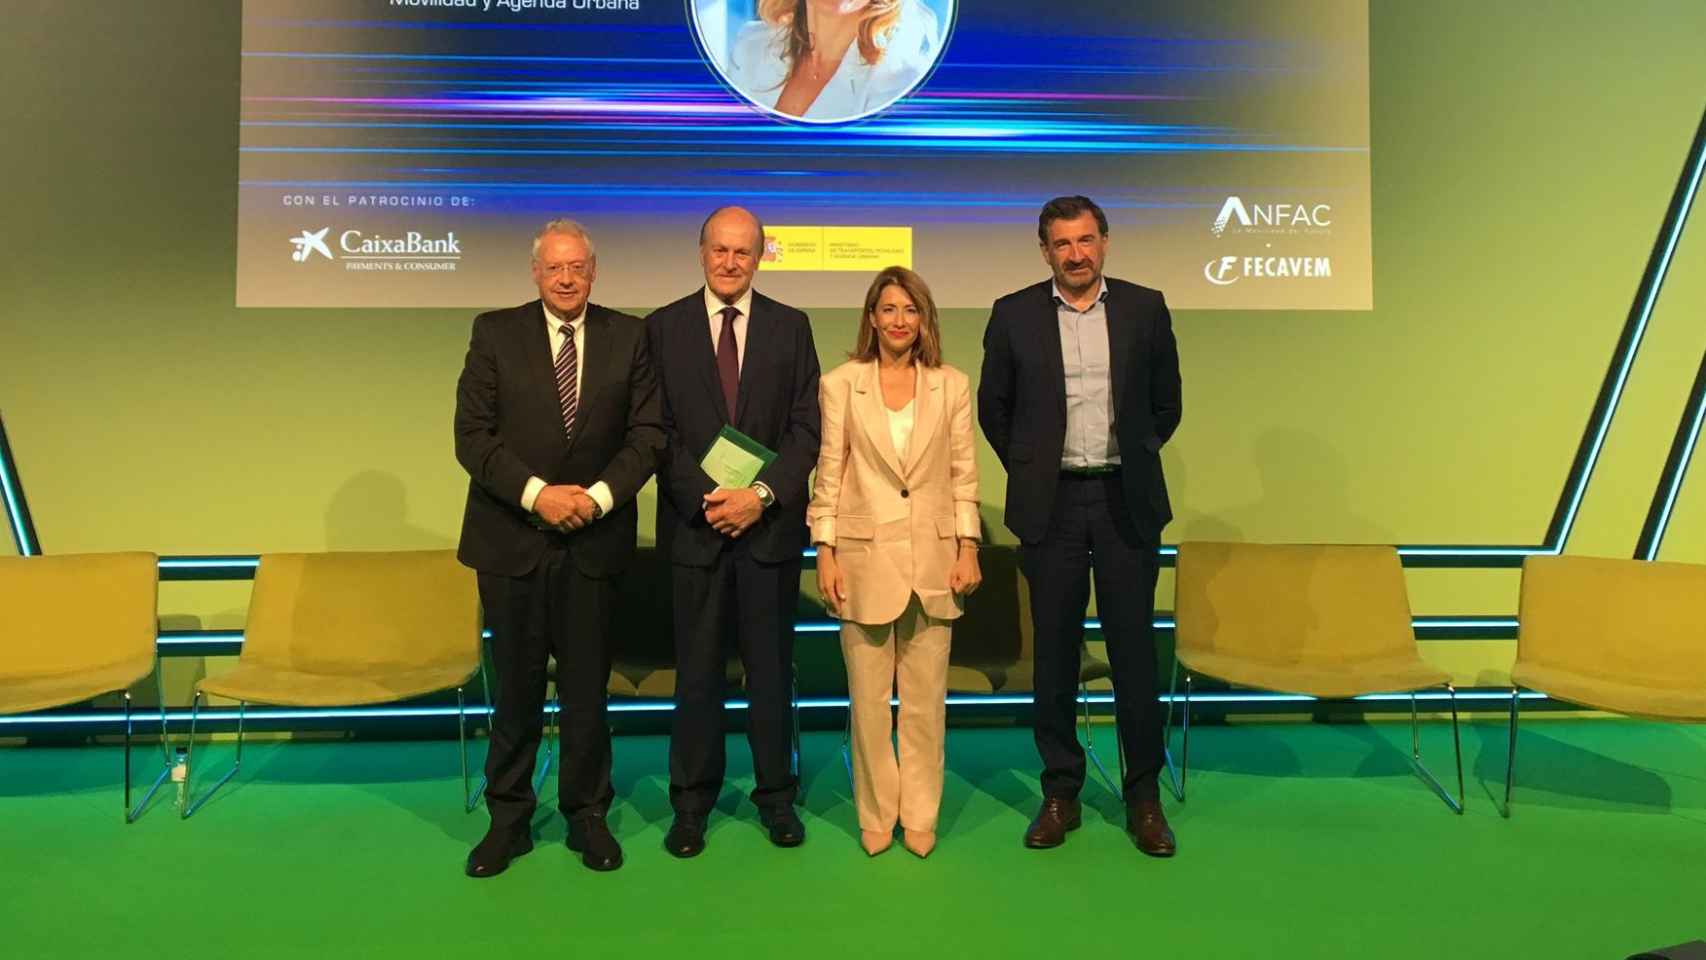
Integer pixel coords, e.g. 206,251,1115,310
900,488,909,498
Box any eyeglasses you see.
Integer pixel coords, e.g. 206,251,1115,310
537,261,593,278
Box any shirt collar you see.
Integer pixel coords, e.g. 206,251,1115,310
542,301,586,334
704,285,754,322
1050,277,1109,313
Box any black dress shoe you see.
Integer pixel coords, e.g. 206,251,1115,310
1126,798,1177,858
566,815,624,872
665,814,707,859
465,825,533,878
758,806,806,847
1022,796,1082,849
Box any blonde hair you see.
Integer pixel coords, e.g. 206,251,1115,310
758,0,903,77
851,266,942,368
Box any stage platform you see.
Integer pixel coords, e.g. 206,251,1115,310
3,720,1702,958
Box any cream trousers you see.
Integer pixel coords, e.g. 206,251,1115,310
840,594,951,833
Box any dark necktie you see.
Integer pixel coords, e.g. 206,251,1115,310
555,318,578,441
716,305,741,420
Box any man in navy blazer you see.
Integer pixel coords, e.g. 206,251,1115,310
645,207,822,856
978,195,1182,857
455,219,663,876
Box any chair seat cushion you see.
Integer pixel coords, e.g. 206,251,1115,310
0,654,155,715
198,663,477,707
1178,649,1448,700
1512,662,1706,721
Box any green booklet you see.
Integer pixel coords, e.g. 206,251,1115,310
699,424,777,489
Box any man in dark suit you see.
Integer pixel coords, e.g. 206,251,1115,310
454,219,663,876
978,195,1183,857
645,206,821,856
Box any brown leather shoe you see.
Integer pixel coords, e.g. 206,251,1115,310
1126,798,1177,858
1023,796,1081,849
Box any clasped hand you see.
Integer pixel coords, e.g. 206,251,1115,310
534,484,598,532
703,486,762,538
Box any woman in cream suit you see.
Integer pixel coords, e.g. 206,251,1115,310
809,266,981,858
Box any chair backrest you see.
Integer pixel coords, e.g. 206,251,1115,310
0,551,157,681
1518,554,1706,695
1175,542,1416,667
241,551,480,675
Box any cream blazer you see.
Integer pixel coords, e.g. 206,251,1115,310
808,360,980,626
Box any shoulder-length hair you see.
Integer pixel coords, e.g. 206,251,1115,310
759,0,903,75
851,265,942,368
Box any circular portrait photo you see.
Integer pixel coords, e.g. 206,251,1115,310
691,0,955,124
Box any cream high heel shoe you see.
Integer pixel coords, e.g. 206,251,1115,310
901,829,936,858
860,830,893,856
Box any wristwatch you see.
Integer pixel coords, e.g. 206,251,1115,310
589,501,604,520
751,483,776,509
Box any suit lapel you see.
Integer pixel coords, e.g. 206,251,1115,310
853,362,906,482
1036,285,1067,418
733,295,768,428
526,301,570,453
685,289,731,426
565,308,608,456
902,364,942,478
1104,282,1134,413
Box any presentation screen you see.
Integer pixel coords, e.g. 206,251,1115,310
237,0,1370,310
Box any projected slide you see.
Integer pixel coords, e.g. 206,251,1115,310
237,1,1370,310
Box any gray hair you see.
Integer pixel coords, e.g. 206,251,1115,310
532,218,597,260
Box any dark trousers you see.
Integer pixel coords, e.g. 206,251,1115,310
668,541,800,816
1021,470,1164,805
477,543,615,830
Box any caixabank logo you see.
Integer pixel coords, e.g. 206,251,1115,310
287,228,462,272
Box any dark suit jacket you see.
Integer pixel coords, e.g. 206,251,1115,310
977,277,1182,545
454,300,663,579
645,288,821,567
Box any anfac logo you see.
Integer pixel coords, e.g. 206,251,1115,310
1211,196,1332,237
289,228,334,262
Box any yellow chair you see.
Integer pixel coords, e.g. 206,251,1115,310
183,550,484,817
1171,542,1463,812
0,552,169,821
1505,554,1706,815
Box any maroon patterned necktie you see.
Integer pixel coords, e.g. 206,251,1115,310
716,305,741,420
555,317,578,441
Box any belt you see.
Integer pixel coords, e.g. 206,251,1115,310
1061,465,1120,477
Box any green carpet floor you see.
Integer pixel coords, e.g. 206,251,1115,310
3,719,1703,959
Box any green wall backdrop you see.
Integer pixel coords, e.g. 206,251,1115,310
1,2,1703,701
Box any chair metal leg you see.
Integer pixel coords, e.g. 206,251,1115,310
124,658,174,823
464,665,498,815
1161,659,1184,802
1408,685,1465,814
1503,685,1520,818
1080,681,1121,799
183,692,243,819
1170,672,1192,802
790,665,803,783
534,682,555,796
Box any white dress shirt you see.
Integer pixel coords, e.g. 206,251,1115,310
520,304,615,518
703,285,754,372
701,285,775,506
886,398,915,462
1054,278,1120,470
